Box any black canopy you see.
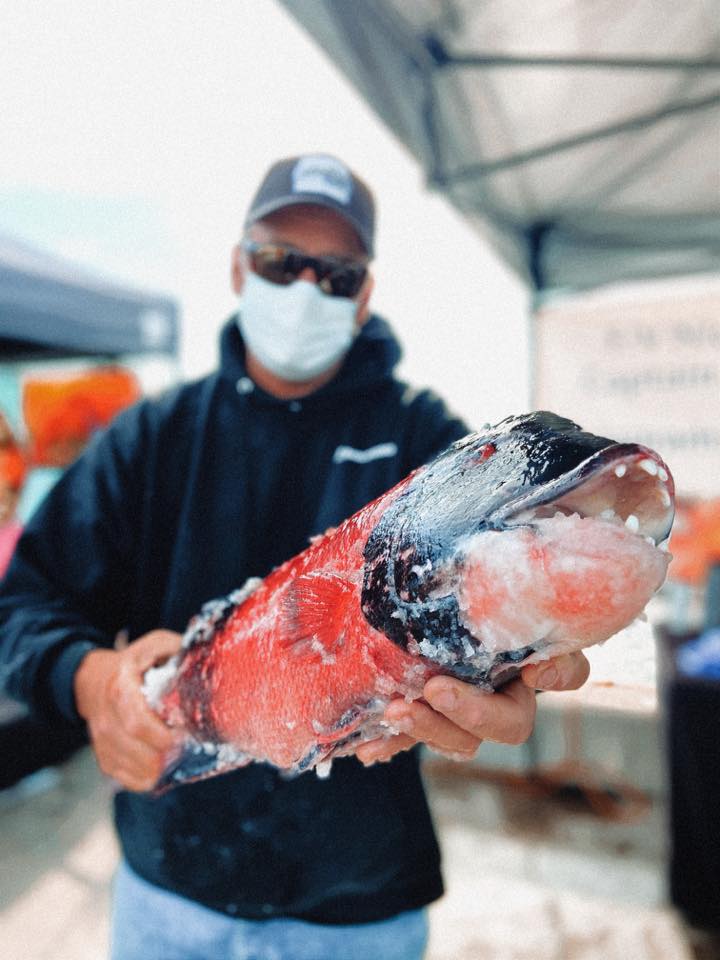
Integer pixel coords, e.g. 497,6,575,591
0,233,178,359
280,0,720,292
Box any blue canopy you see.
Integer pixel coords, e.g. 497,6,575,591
0,233,178,358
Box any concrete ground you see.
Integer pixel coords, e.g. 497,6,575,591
1,744,715,960
424,760,700,960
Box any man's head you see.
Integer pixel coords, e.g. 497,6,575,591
243,153,375,257
231,155,377,398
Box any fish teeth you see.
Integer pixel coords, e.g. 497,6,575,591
614,464,627,478
600,508,617,521
639,459,658,476
658,467,669,482
625,514,640,533
660,489,671,507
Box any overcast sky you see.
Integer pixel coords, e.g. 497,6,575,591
0,0,529,426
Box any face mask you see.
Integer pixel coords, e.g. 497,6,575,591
237,272,358,382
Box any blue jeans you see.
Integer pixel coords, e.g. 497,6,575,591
110,860,429,960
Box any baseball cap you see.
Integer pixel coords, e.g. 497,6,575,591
244,154,376,257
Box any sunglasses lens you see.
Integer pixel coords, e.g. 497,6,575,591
246,243,366,297
324,265,367,298
250,247,296,286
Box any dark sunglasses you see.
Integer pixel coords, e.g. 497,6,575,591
242,240,368,299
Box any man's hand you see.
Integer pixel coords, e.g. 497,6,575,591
74,629,183,792
356,651,591,766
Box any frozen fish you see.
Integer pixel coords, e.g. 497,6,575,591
145,411,674,789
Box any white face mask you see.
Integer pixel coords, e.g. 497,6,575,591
237,272,358,382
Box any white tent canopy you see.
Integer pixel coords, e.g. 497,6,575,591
280,0,720,292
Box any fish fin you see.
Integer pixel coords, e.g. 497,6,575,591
313,697,387,746
279,573,357,657
152,739,251,794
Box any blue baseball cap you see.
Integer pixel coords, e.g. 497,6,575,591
244,154,376,257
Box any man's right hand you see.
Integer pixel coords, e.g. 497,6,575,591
74,629,183,792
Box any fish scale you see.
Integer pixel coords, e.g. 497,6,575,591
144,411,674,791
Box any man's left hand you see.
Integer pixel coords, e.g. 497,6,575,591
356,652,590,766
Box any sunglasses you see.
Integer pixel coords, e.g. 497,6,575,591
242,240,368,299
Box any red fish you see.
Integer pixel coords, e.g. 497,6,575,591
145,412,674,790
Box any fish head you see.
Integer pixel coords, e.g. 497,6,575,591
361,412,675,685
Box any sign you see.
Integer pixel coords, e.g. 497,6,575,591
534,276,720,497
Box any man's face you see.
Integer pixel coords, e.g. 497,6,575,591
231,204,374,327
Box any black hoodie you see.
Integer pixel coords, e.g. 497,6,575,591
0,315,468,923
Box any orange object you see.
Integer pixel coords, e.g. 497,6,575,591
23,367,140,468
0,412,27,528
0,446,27,491
668,498,720,586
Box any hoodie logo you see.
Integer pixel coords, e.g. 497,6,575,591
332,442,398,465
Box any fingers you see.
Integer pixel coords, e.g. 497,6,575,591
360,674,541,767
358,653,592,769
521,651,591,692
115,658,179,753
79,630,183,792
358,696,483,765
117,629,183,754
92,722,170,791
356,733,416,766
127,629,183,674
423,675,537,746
92,668,178,789
383,698,482,758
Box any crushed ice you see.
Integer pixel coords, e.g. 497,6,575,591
142,655,180,707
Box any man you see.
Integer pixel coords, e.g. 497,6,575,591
0,154,588,960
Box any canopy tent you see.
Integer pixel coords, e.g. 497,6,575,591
0,233,178,358
279,0,720,293
0,235,179,776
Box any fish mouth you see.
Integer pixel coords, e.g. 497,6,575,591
494,443,675,545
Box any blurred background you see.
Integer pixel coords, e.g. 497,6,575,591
1,2,719,958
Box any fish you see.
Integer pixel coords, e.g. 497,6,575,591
144,411,674,790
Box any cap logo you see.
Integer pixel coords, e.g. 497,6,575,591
291,155,352,206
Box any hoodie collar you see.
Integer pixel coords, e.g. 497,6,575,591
219,313,402,405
